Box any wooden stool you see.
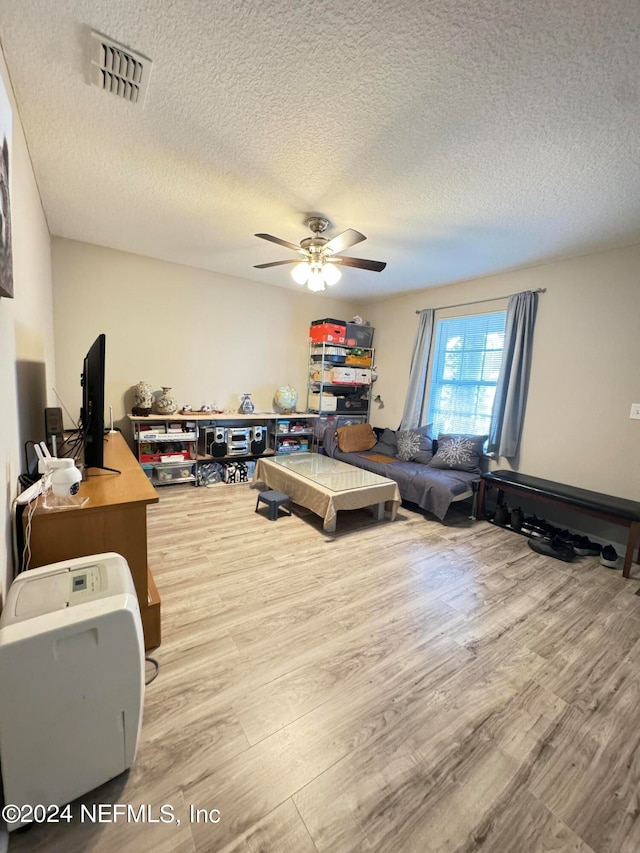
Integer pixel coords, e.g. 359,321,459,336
255,490,292,521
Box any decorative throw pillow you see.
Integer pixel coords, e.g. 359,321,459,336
428,434,487,472
395,424,434,463
373,427,398,457
335,423,377,453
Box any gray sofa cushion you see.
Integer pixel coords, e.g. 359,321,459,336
395,424,434,463
373,428,398,457
428,433,487,473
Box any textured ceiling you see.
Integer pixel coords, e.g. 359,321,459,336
1,0,639,300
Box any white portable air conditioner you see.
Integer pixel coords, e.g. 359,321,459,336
0,553,145,830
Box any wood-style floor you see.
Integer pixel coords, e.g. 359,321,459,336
10,482,640,853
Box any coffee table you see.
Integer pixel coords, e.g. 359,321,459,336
253,453,401,533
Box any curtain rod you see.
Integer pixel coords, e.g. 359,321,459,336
415,287,546,314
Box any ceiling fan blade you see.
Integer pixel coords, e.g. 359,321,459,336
331,256,387,272
254,259,301,269
255,233,303,253
324,229,367,254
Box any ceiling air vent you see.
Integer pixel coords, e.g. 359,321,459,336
90,31,152,105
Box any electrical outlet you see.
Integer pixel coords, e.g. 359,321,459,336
630,404,640,420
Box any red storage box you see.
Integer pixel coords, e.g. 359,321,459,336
139,452,162,463
309,322,346,343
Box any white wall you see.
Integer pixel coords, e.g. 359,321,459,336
51,238,360,436
0,44,55,604
363,243,640,501
52,237,640,502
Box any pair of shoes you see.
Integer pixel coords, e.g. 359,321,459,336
553,530,602,556
494,504,510,526
555,529,574,544
600,545,622,569
571,535,602,556
523,515,557,536
528,535,577,562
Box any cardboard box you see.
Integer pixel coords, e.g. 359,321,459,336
309,322,347,344
345,354,372,366
310,368,334,383
308,393,337,412
353,369,372,385
336,397,369,413
330,367,356,384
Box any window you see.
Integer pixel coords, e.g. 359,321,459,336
426,311,506,436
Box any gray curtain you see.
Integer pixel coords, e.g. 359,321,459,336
399,309,434,430
488,290,538,458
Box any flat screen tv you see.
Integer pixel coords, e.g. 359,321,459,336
80,333,106,470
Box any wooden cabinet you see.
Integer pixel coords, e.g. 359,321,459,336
22,431,161,650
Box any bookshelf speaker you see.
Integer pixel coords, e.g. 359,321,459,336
210,426,227,457
250,425,266,454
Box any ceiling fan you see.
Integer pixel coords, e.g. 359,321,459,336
254,217,386,291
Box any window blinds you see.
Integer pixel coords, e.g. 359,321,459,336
427,311,506,436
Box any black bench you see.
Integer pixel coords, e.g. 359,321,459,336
477,470,640,578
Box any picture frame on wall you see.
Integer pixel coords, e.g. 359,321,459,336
0,71,13,299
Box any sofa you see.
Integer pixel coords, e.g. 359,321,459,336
323,423,484,520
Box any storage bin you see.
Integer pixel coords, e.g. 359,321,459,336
315,415,338,439
139,452,163,463
309,322,347,344
336,415,364,426
154,461,196,484
140,463,154,480
346,323,374,347
330,367,356,384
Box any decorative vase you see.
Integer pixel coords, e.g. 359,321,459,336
239,393,255,414
155,387,178,415
133,380,153,409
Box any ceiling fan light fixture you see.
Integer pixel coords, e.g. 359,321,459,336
291,261,311,285
322,263,341,286
256,218,385,291
307,268,326,292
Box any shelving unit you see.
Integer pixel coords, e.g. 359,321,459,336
269,416,317,455
307,341,375,422
132,418,197,486
129,412,320,486
196,416,271,463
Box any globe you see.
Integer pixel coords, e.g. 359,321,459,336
274,385,298,413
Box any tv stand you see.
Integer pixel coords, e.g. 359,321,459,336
22,432,161,649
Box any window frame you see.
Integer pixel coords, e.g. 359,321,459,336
424,306,508,437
